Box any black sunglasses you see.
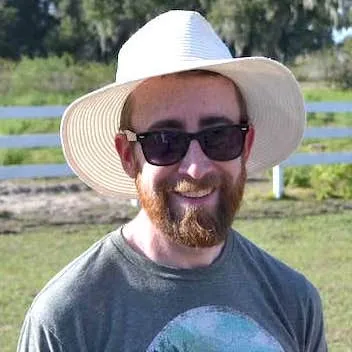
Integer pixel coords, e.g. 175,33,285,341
123,124,249,166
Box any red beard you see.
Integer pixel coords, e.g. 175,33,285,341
136,161,247,248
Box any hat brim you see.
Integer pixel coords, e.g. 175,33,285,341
60,57,305,198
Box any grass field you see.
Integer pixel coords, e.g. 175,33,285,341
0,205,351,351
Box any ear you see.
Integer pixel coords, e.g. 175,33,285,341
243,125,255,162
114,133,137,178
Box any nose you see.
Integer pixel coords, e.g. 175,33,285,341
177,140,216,179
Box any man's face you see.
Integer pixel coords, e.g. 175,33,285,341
126,73,253,247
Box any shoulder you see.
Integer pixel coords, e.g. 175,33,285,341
231,230,324,317
232,231,326,350
233,230,314,293
25,229,121,332
18,228,132,350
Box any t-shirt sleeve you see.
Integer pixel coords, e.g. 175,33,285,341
17,313,65,352
303,282,328,352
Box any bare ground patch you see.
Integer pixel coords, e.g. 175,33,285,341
0,179,136,234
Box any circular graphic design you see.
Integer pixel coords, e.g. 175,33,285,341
147,306,284,351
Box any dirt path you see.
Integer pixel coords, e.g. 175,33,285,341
0,180,136,234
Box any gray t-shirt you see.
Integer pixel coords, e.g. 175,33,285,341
17,228,327,351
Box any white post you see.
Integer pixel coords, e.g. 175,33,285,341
272,164,284,199
130,199,140,208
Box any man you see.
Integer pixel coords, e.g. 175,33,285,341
18,10,327,351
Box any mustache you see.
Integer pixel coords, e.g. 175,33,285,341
163,174,222,193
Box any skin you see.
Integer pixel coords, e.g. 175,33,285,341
115,73,255,268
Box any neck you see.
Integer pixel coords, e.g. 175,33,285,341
122,210,225,269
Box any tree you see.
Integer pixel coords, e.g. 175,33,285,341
0,2,18,58
3,0,58,58
207,0,341,62
328,36,352,88
338,0,352,27
47,0,96,60
80,0,206,61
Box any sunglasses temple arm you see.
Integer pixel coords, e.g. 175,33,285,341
121,129,137,142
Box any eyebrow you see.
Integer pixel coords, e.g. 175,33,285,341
148,119,183,131
147,116,235,131
199,116,234,128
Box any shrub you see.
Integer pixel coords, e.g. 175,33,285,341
326,37,352,89
0,58,16,95
1,150,25,166
310,164,352,200
284,166,312,188
290,49,336,82
8,55,115,97
284,164,352,200
290,38,352,89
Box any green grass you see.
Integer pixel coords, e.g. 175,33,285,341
0,118,61,135
299,137,352,152
0,210,351,351
0,92,83,106
0,148,65,166
302,86,352,102
307,112,352,127
0,56,115,106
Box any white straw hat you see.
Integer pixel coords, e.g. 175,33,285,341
60,10,306,198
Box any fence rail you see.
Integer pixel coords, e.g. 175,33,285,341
0,106,66,119
1,103,351,199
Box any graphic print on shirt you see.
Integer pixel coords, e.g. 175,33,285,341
147,306,284,351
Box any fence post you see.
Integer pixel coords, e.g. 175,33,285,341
272,164,284,199
130,199,140,208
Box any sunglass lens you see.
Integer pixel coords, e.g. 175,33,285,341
141,131,188,166
201,126,245,161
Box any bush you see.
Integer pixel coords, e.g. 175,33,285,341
0,58,16,95
329,59,352,89
284,166,312,188
290,38,352,89
290,49,337,82
310,164,352,200
326,37,352,89
6,55,115,98
285,164,352,200
1,150,25,166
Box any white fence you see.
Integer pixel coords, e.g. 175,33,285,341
1,104,352,199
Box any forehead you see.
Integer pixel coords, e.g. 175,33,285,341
129,72,243,131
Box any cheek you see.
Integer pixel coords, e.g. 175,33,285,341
216,158,243,181
139,163,177,192
132,144,151,175
133,144,144,164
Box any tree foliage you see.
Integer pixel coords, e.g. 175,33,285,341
0,0,350,62
1,0,58,58
328,36,352,88
0,3,18,58
50,0,92,59
208,0,342,62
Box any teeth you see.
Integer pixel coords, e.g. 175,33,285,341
179,188,213,198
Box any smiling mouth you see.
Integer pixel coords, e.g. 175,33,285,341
176,188,213,198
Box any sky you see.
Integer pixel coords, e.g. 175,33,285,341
333,27,352,43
